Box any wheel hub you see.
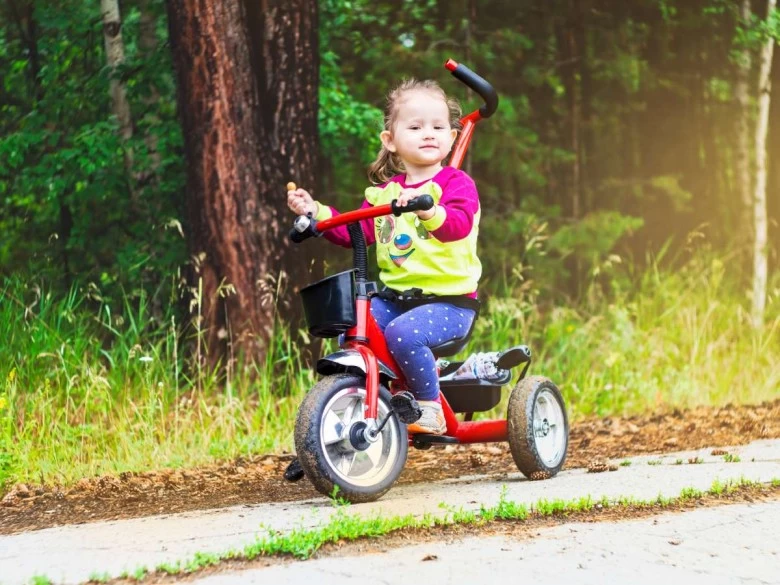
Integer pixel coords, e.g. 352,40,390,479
349,421,371,451
535,418,551,437
317,386,403,488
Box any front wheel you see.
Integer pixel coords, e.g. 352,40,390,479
507,376,569,479
294,374,408,503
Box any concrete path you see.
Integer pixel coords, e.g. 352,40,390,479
1,440,779,585
190,501,780,585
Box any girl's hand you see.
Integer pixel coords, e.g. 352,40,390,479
287,185,318,216
396,188,436,220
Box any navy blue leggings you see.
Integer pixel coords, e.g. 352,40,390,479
370,296,476,401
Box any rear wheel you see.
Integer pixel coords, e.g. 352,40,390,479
507,376,568,479
294,374,408,503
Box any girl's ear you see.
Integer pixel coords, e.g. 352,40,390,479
380,130,396,152
449,128,457,142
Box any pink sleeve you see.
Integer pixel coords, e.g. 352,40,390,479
321,200,377,248
431,171,480,242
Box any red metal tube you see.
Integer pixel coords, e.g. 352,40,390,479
452,419,508,443
316,203,393,232
449,111,482,170
344,342,380,420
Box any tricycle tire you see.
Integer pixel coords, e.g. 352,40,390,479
507,375,569,479
294,373,408,503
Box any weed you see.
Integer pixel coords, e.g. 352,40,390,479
619,460,632,467
723,453,741,463
647,459,663,466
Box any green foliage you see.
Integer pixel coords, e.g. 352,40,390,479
0,0,186,303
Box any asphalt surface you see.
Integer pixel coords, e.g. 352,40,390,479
1,439,779,585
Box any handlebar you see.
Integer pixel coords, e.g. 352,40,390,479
391,194,434,216
445,59,498,119
289,194,435,244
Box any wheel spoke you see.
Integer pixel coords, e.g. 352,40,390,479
340,451,357,476
343,397,362,426
322,410,345,445
364,437,384,468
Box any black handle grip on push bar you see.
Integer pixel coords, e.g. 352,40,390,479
445,59,498,119
391,194,434,216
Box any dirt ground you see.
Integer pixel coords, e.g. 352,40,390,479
1,399,777,535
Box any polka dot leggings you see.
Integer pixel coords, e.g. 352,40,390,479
370,296,476,401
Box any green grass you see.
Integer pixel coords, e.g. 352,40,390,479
104,477,774,581
1,246,778,491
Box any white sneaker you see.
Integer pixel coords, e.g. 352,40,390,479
407,400,447,435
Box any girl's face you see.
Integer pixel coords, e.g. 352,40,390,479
380,90,457,175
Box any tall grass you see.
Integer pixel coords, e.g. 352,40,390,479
1,248,778,490
470,251,780,417
0,280,316,488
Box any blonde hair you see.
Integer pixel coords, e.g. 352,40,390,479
367,79,462,185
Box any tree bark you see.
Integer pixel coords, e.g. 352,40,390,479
735,0,754,244
751,0,776,328
100,0,135,199
166,0,319,370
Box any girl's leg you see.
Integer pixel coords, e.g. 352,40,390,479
385,303,476,401
369,296,405,331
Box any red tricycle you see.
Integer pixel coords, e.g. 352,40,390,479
284,60,569,503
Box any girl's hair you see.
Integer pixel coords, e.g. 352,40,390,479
367,79,462,185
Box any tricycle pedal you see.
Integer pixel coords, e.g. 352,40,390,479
390,391,422,424
283,458,305,482
412,434,460,449
495,345,531,370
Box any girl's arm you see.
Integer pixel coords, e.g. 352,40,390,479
421,172,479,242
314,200,377,248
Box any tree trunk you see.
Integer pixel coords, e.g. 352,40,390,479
100,0,135,199
574,0,592,214
735,0,753,245
751,0,776,328
166,0,319,370
138,0,162,177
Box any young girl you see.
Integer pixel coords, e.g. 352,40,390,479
287,79,482,435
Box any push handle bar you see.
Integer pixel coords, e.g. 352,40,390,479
445,59,498,119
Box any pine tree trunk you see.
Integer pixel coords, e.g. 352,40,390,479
166,0,319,370
100,0,135,196
735,0,753,245
751,0,776,328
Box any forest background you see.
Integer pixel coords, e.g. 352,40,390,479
0,0,778,490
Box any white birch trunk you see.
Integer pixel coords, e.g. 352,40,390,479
101,0,135,193
735,0,753,240
751,0,776,328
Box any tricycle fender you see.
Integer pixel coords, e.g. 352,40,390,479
316,349,398,382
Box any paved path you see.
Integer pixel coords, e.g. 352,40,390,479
190,501,780,585
1,440,779,585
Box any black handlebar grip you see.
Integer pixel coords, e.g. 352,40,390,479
391,194,435,216
445,59,499,119
289,227,309,243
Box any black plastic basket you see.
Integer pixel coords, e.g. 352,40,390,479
299,269,357,338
